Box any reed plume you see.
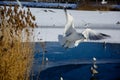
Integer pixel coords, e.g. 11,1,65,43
0,5,36,80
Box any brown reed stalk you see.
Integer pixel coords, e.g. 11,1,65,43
0,5,36,80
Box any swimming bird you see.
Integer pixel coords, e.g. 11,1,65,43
58,8,110,48
101,0,107,4
93,57,96,62
90,67,98,76
92,57,98,69
60,77,63,80
46,57,48,62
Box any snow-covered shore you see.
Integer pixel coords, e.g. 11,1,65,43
31,8,120,27
27,8,120,43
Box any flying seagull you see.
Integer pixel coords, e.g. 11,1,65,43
58,8,110,48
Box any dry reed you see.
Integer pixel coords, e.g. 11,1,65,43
0,5,36,80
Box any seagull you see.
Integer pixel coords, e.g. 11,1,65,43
60,77,63,80
46,57,48,62
93,64,98,69
101,0,107,5
93,57,96,61
92,57,98,69
58,8,110,48
90,67,98,76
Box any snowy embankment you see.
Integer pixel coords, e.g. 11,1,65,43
31,8,120,27
25,8,120,43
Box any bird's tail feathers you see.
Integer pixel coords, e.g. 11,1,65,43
58,35,76,48
66,41,75,48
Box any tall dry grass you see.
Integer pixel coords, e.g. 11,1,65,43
0,5,36,80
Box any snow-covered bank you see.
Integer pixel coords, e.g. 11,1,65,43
31,28,120,43
27,8,120,43
30,8,120,27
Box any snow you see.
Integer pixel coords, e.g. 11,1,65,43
1,6,120,43
26,8,120,43
30,8,120,27
30,28,120,44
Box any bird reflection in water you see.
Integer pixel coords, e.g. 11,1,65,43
90,76,98,80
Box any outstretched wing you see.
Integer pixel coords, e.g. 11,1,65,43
82,28,110,40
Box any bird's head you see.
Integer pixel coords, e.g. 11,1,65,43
93,57,96,61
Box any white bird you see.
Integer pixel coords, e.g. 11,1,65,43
93,64,98,69
90,67,98,76
93,57,96,62
92,57,98,69
46,57,48,62
58,8,110,48
101,0,107,4
60,77,63,80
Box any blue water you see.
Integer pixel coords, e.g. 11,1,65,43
39,63,120,80
34,42,120,62
32,42,120,80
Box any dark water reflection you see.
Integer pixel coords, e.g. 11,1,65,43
39,63,120,80
32,42,120,80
